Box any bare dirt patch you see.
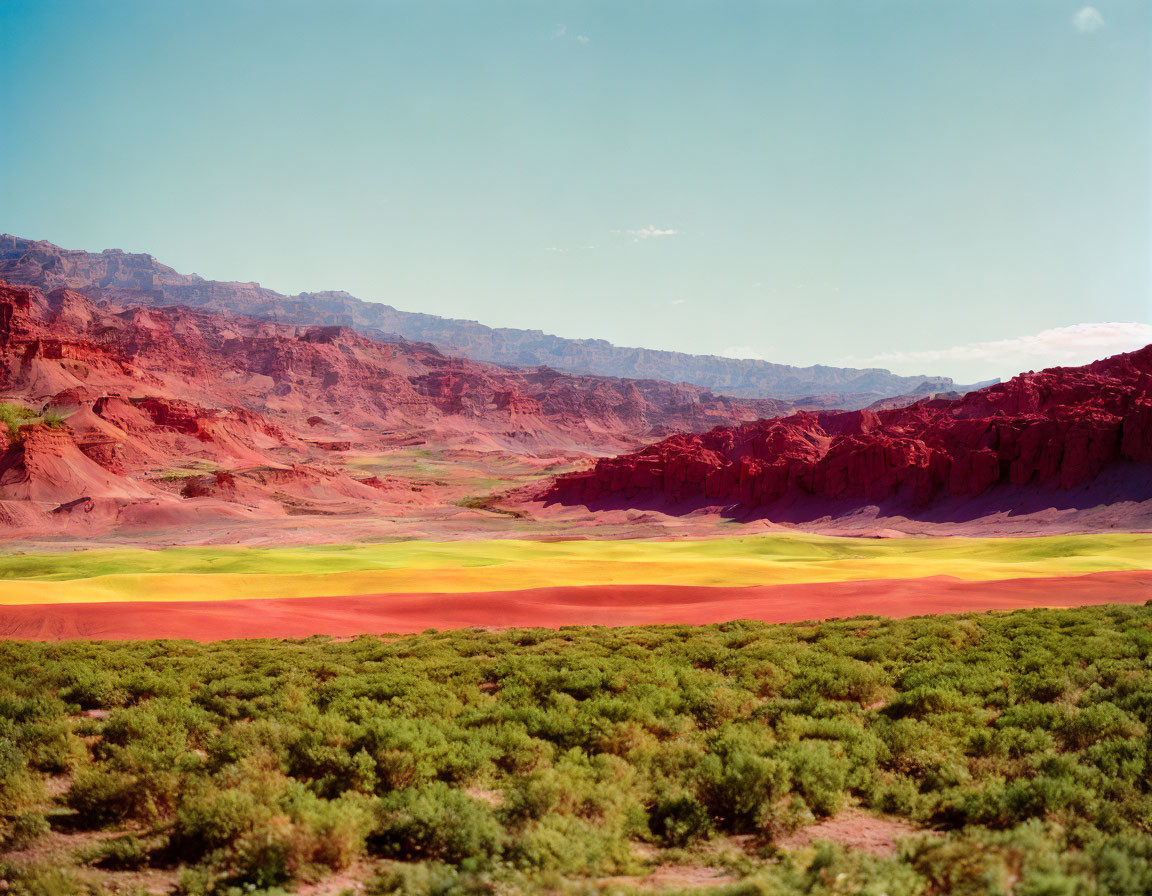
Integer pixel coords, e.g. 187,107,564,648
294,861,373,895
598,864,741,891
465,787,504,807
0,828,179,895
776,808,934,856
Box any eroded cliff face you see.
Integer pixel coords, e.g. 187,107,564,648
543,346,1152,510
0,280,793,453
0,278,807,532
0,234,952,402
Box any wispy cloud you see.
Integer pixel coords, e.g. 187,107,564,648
1073,6,1104,33
852,322,1152,378
670,298,687,306
553,25,589,45
614,226,679,241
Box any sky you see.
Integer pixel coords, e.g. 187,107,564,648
1,1,1149,383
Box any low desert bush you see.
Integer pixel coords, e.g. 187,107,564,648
0,604,1148,890
370,783,505,866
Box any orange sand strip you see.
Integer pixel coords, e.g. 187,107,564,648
0,571,1148,642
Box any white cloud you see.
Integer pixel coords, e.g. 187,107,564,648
1073,6,1104,33
575,34,590,45
670,298,687,306
615,226,679,240
852,322,1152,381
553,24,567,38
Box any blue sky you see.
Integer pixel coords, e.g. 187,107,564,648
1,1,1148,381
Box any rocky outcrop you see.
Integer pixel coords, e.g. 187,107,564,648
0,234,952,403
543,346,1152,510
0,424,153,503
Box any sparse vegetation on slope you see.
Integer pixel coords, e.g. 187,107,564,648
0,403,64,440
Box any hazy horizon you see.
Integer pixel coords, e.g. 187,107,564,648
2,1,1150,382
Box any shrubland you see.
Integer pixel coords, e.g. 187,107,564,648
0,603,1150,895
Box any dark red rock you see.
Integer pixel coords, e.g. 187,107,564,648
543,346,1152,510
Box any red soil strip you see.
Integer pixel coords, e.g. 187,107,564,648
0,570,1148,642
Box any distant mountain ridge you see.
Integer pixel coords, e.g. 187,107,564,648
0,235,954,403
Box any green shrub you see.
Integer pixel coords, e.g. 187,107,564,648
697,728,788,833
173,787,269,859
0,404,37,439
782,741,850,817
0,861,85,896
80,833,148,869
289,791,375,871
370,783,504,866
217,814,296,890
60,669,128,710
287,722,376,797
501,767,575,821
66,765,153,827
365,862,496,896
1091,834,1152,896
2,811,49,850
648,789,713,846
503,812,627,874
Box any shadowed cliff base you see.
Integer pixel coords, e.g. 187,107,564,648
532,462,1152,536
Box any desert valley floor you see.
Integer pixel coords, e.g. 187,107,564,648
0,244,1150,895
1,532,1151,641
5,2,1152,889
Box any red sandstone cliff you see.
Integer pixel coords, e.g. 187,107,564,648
0,278,807,531
0,279,792,454
542,346,1152,511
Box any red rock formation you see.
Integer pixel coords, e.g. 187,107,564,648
543,346,1152,511
0,277,816,532
0,279,794,454
0,424,152,504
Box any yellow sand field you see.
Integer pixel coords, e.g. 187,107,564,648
0,533,1149,605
